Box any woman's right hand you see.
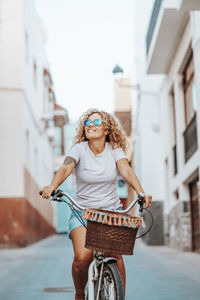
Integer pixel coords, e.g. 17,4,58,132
40,185,55,199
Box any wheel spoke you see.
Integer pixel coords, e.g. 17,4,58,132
102,271,116,299
94,263,123,300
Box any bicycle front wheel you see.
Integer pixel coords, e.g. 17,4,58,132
94,263,124,300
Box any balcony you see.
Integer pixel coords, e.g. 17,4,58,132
183,114,198,163
146,0,200,74
178,0,200,12
146,0,163,56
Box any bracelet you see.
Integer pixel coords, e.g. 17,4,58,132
138,192,145,198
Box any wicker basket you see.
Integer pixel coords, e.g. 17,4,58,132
83,208,144,255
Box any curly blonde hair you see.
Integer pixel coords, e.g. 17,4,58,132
72,108,128,153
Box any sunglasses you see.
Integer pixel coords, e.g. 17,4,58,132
84,119,102,127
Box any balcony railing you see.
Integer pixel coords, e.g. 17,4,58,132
183,114,198,163
173,144,178,175
146,0,163,55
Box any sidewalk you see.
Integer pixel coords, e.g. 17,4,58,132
0,234,200,300
134,239,200,283
125,239,200,300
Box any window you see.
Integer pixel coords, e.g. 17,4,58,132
174,189,179,201
170,87,176,143
170,87,177,175
55,126,62,155
25,32,29,63
183,55,196,126
25,130,30,165
182,53,198,162
34,147,38,177
33,61,37,87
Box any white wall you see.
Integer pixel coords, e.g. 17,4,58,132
132,0,165,200
0,0,23,88
22,0,52,124
0,91,24,196
160,13,200,214
0,0,55,198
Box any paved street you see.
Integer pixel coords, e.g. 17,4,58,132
0,234,200,300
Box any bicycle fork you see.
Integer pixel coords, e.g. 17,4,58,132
88,260,98,300
95,262,104,300
87,256,118,300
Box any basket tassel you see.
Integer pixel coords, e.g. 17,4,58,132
97,212,103,223
83,209,87,219
93,212,97,221
102,215,107,224
91,213,95,221
141,219,146,228
108,216,112,225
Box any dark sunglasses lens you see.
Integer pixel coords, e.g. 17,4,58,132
84,120,91,126
93,119,102,126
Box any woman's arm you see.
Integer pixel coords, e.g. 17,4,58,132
116,158,152,208
41,156,76,199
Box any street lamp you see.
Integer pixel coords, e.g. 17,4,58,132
112,64,124,75
112,64,160,139
112,64,159,98
112,64,140,91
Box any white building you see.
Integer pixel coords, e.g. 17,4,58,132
0,0,58,246
112,71,134,210
54,121,77,234
132,0,165,245
134,0,200,251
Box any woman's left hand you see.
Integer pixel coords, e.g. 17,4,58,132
143,194,152,208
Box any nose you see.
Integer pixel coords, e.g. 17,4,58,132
88,121,95,127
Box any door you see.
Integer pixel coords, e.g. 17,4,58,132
189,178,200,252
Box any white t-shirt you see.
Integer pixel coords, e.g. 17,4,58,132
66,141,126,209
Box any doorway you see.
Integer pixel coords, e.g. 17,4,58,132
189,177,200,252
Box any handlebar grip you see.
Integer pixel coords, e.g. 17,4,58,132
39,190,56,196
51,190,56,196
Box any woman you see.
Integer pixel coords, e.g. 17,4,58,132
41,108,152,300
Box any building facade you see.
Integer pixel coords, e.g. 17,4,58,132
132,0,165,245
112,73,135,211
53,112,77,234
0,0,59,246
138,0,200,251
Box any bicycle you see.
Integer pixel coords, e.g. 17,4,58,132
41,190,152,300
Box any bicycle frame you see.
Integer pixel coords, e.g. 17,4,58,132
87,251,117,300
50,190,144,300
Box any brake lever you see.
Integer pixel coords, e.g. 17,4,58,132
53,190,64,197
137,196,144,213
51,197,63,202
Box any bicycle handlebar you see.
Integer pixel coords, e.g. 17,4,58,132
39,189,145,213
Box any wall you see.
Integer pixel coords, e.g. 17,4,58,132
132,0,166,245
0,0,56,246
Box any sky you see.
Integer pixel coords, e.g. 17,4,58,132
34,0,134,121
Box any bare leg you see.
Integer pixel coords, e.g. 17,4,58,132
70,226,93,300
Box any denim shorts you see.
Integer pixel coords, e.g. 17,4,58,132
68,207,122,239
68,210,87,239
